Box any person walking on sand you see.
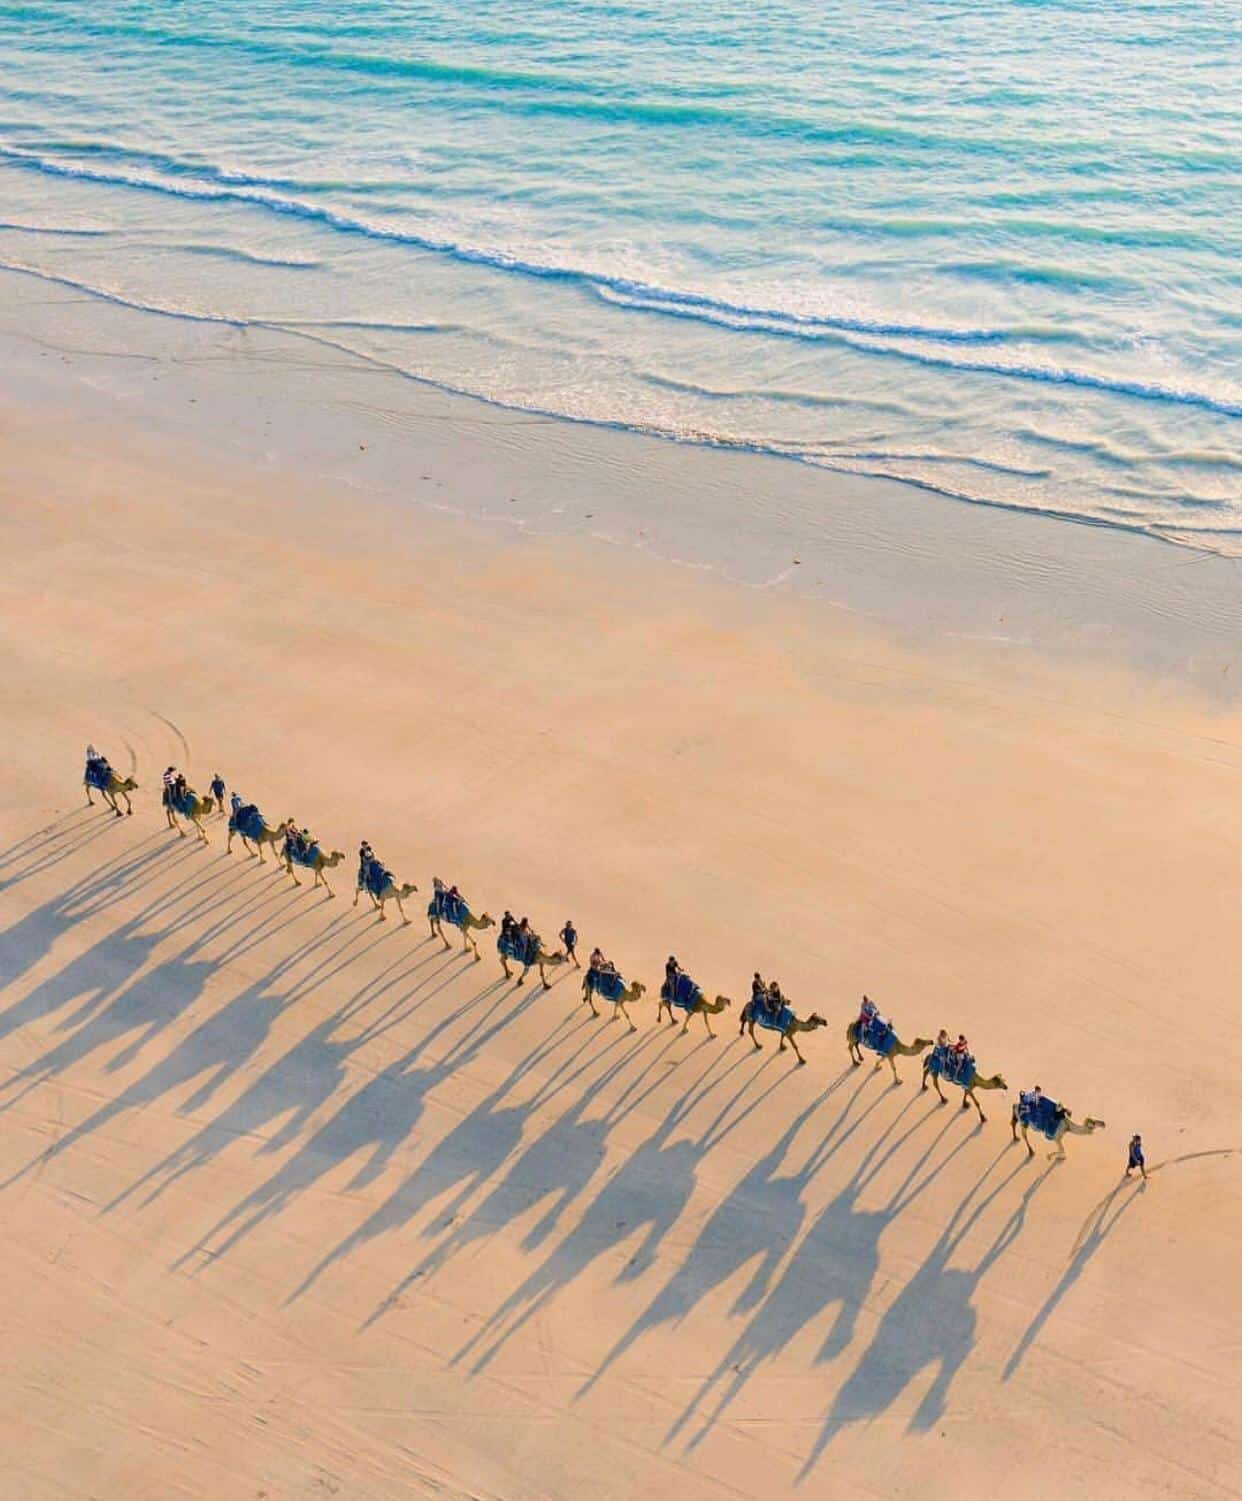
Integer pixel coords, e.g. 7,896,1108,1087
209,772,226,812
560,919,580,967
1126,1133,1148,1181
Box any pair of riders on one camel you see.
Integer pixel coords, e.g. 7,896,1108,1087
750,972,790,1023
500,910,540,960
285,824,317,862
162,766,189,809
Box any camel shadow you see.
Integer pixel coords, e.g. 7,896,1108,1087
797,1148,1055,1480
666,1079,970,1448
285,1012,633,1304
4,904,395,1191
358,1025,679,1329
0,836,198,1024
171,976,544,1271
0,861,308,1132
451,1039,802,1377
0,807,132,895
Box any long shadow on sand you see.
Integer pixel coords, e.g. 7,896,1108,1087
0,806,134,896
665,1075,975,1448
797,1148,1055,1480
0,833,199,1026
0,856,314,1133
106,938,483,1216
287,1008,643,1305
171,972,548,1271
452,1037,806,1376
2,897,405,1190
356,1022,686,1329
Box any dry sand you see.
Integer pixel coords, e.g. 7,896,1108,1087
1,288,1240,1499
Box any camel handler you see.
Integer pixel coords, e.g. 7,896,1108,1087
1126,1133,1148,1181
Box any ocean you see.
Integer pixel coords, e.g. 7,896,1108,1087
1,0,1238,553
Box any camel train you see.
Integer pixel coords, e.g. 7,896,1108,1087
78,748,1109,1163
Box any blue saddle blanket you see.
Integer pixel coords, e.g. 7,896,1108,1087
660,972,702,1010
170,789,199,817
498,930,540,964
859,1016,894,1054
748,1002,794,1033
84,760,112,790
363,862,392,897
927,1045,975,1086
429,890,468,926
588,968,625,1002
1016,1092,1062,1139
230,805,265,840
285,839,322,868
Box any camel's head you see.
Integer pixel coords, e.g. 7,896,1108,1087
123,776,139,790
991,1074,1009,1091
913,1038,934,1052
202,796,215,814
807,1013,827,1030
714,994,733,1010
478,912,496,929
400,882,419,896
631,980,646,998
327,850,345,866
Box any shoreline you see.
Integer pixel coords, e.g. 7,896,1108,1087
1,264,1239,698
1,261,1241,1498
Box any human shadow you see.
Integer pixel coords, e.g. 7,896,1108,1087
452,1038,798,1376
1000,1147,1242,1380
286,1012,633,1303
799,1149,1055,1479
668,1078,968,1448
0,859,308,1129
172,976,542,1271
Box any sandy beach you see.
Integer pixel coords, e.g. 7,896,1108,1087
1,277,1241,1499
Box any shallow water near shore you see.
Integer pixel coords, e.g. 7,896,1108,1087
1,0,1238,554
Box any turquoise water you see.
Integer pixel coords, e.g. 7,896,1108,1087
1,0,1239,550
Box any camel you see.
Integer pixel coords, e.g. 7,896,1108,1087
165,789,214,844
499,937,566,988
85,769,137,818
922,1047,1008,1123
357,874,419,924
428,884,495,958
657,985,732,1037
846,1019,933,1085
1012,1101,1106,1161
925,1062,1009,1122
583,972,646,1032
283,839,346,894
738,1000,827,1065
227,814,287,862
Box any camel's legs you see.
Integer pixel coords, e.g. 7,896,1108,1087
286,859,301,886
537,962,549,988
963,1087,985,1123
781,1030,806,1065
464,930,480,960
617,1001,637,1033
884,1052,901,1084
700,1009,716,1038
393,895,410,926
748,1021,762,1051
923,1071,948,1105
